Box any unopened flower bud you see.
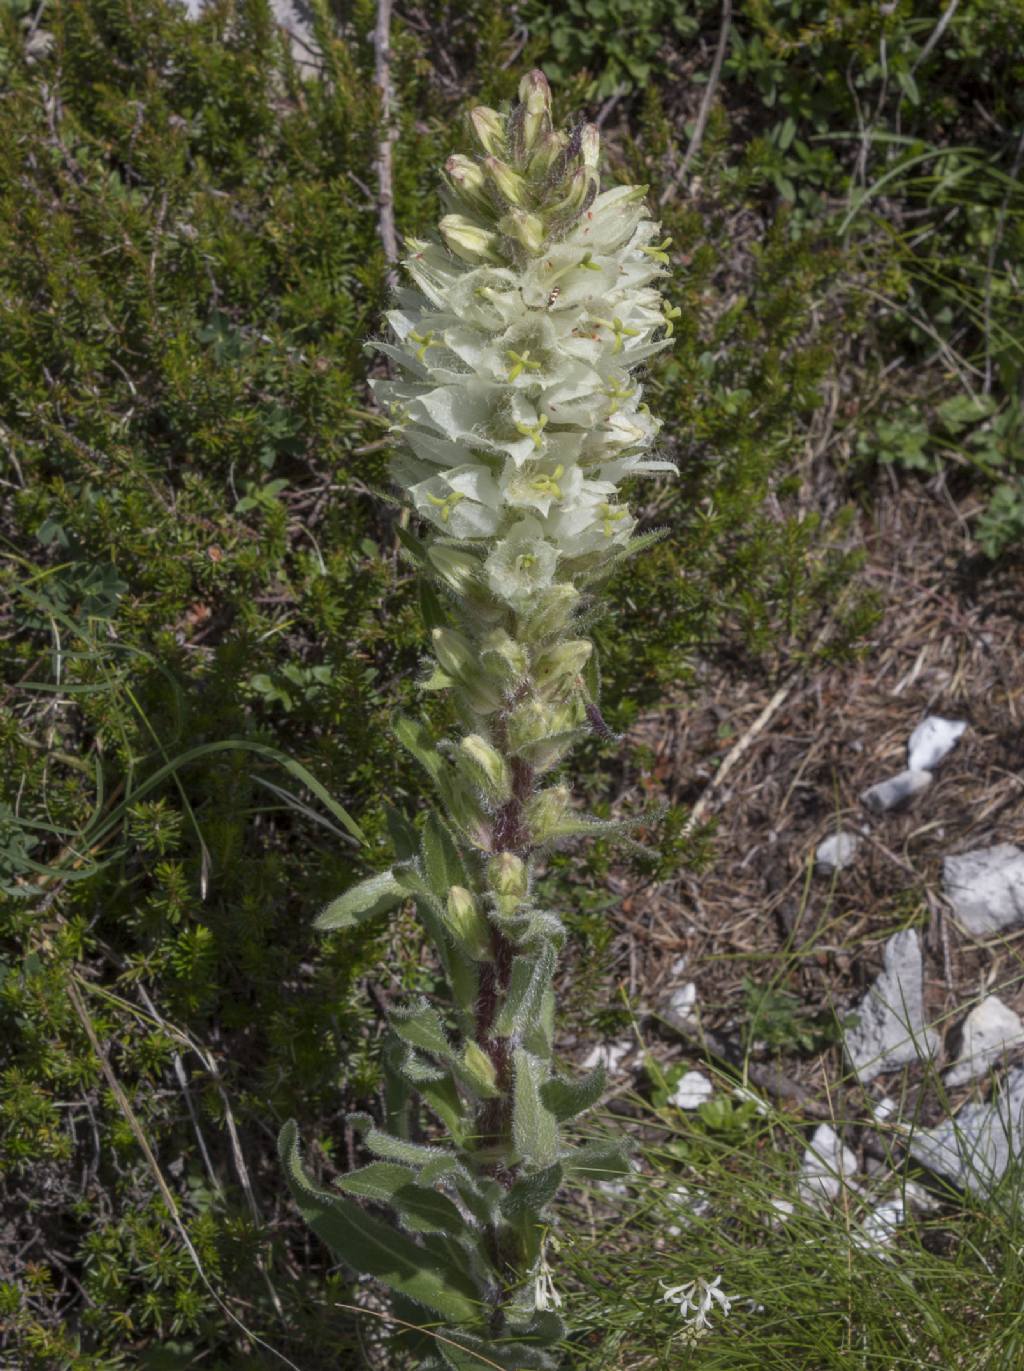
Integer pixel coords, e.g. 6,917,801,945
489,852,528,901
507,698,562,752
534,639,593,696
528,130,568,179
548,167,599,223
580,123,601,169
431,625,476,680
525,785,571,843
483,156,529,208
443,154,492,215
519,69,553,153
428,544,483,595
462,1040,499,1095
480,628,529,682
470,106,505,158
521,583,580,641
500,209,546,254
439,214,501,264
445,886,493,961
460,734,512,803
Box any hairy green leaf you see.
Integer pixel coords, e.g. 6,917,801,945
540,1063,606,1122
495,944,557,1038
511,1049,560,1168
278,1121,480,1322
314,869,404,930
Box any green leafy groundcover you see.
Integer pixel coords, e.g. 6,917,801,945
1,0,1019,1367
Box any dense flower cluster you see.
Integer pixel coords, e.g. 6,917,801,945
372,71,675,611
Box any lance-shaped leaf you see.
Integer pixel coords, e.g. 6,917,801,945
437,1327,559,1370
539,1063,605,1122
395,523,428,567
500,1162,563,1218
511,1049,560,1168
392,998,454,1059
580,527,669,587
420,811,469,901
349,1112,452,1168
522,988,555,1058
336,1160,419,1203
418,1074,469,1143
388,862,480,1013
336,1163,475,1247
561,1136,632,1180
420,576,449,631
278,1121,480,1323
386,805,419,862
421,1154,503,1229
397,1047,448,1084
390,1183,471,1236
416,894,480,1015
394,714,448,788
494,943,557,1038
315,868,405,930
394,718,493,850
520,1310,566,1349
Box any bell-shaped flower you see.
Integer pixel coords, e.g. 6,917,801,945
483,519,560,606
410,464,502,539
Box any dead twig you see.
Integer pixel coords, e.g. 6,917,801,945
684,677,794,831
372,0,400,288
66,976,302,1371
659,0,732,206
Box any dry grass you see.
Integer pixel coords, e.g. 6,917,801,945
588,473,1024,1138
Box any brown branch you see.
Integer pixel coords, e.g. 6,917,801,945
659,0,733,207
372,0,400,287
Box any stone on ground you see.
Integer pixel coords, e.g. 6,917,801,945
664,980,698,1024
943,844,1024,937
668,1070,714,1109
909,1067,1024,1196
798,1123,858,1206
944,995,1024,1087
843,929,939,1082
860,769,932,814
581,1040,632,1075
907,716,967,772
816,830,860,873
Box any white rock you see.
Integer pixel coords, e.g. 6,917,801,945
798,1124,858,1206
854,1197,904,1254
944,996,1024,1087
180,1,319,68
902,1178,940,1212
859,769,932,814
872,1096,899,1123
668,1070,714,1110
909,1066,1024,1196
943,845,1024,938
908,716,967,772
731,1084,770,1116
581,1041,632,1075
662,1183,712,1235
816,830,860,873
844,929,939,1082
769,1197,795,1223
665,981,698,1023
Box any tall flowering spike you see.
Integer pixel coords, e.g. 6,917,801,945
373,70,676,612
281,73,674,1370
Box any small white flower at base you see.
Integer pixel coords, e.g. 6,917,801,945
533,1248,563,1313
661,1274,733,1340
